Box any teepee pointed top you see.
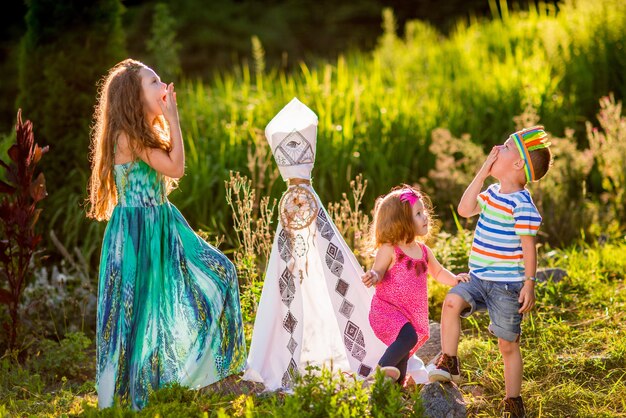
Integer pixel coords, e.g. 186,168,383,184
265,98,318,138
266,98,318,181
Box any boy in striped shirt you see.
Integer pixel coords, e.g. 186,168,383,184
429,126,552,418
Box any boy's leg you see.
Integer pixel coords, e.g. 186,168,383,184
441,275,487,355
441,294,471,356
485,282,524,403
499,338,522,398
430,295,467,382
431,276,487,383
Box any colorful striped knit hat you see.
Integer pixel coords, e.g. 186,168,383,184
510,125,551,182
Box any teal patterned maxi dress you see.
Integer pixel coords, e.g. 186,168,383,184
96,160,246,410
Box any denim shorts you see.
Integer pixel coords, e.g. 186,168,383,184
448,274,524,342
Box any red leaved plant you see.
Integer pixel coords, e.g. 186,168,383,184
0,109,48,350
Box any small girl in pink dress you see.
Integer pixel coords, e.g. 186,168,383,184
362,185,469,385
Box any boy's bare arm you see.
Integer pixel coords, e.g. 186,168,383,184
458,147,499,218
518,234,537,313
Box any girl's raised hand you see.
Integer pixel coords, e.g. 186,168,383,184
158,82,179,123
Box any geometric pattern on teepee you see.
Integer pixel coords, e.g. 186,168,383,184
358,364,372,377
279,267,296,308
335,278,349,297
316,207,373,377
339,299,354,318
283,311,298,334
287,337,298,355
278,229,293,262
277,228,299,388
351,344,366,362
325,243,344,278
344,321,367,362
273,129,314,167
344,334,354,351
281,304,299,389
316,210,335,241
281,358,299,388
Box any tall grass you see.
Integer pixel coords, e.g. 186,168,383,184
170,0,626,236
46,0,626,264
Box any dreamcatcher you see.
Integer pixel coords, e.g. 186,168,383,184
279,185,319,231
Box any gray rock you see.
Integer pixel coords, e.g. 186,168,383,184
536,267,567,283
420,381,466,418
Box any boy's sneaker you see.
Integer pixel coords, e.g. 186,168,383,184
428,353,461,383
502,396,525,418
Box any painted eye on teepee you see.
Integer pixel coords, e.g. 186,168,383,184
286,140,300,148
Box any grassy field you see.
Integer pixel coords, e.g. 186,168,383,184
1,238,624,417
171,0,626,219
2,1,626,416
44,0,626,266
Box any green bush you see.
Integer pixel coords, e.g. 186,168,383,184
0,357,45,401
29,332,93,381
278,366,370,417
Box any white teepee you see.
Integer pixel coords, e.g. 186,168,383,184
242,98,428,390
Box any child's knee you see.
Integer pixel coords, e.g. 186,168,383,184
498,338,520,356
443,294,468,314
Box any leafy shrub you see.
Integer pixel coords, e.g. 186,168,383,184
278,366,369,417
0,356,45,401
29,332,93,381
141,383,203,417
420,128,487,220
586,94,626,225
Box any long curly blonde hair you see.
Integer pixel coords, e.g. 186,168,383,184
87,59,174,221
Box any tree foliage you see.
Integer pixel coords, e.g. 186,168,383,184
17,0,126,194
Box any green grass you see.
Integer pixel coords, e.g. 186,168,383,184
4,0,626,415
2,239,625,417
40,0,626,264
168,0,626,232
458,240,626,417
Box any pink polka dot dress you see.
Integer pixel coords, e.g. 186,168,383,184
369,243,430,356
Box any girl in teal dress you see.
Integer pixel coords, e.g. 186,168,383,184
87,59,246,410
